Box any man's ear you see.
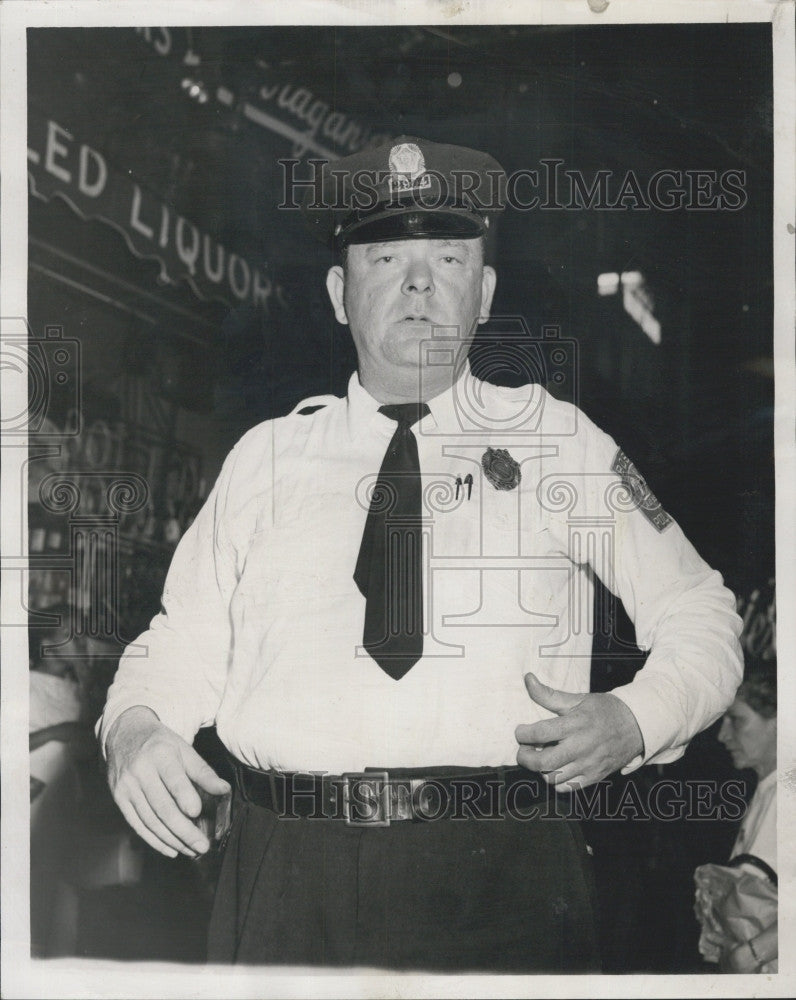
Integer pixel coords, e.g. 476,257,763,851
326,266,349,325
478,265,497,324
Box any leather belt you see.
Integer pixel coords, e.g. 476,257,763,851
232,759,545,826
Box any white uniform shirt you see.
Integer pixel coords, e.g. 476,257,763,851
99,367,743,773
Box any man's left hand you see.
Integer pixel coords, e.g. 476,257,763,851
515,673,644,790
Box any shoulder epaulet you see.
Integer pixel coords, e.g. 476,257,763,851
289,393,339,417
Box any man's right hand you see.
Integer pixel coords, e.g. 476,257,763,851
105,706,231,858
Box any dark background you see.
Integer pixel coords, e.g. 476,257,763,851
27,23,774,971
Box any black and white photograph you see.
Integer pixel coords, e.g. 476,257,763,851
1,1,794,996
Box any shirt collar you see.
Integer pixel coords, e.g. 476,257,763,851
346,362,474,439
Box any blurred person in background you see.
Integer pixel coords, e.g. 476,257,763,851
29,611,142,956
699,658,777,973
29,611,92,955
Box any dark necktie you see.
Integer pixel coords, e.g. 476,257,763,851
354,402,430,680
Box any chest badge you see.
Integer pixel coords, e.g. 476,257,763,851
481,447,521,491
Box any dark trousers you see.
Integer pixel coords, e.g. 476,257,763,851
207,791,600,972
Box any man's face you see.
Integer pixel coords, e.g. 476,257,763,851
717,696,777,773
326,237,496,393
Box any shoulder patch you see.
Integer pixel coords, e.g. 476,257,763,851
297,404,327,416
611,448,673,533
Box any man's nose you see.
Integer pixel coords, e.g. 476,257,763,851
401,260,435,295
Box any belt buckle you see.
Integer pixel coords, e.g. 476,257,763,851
341,771,391,827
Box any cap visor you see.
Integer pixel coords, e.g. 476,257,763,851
342,207,486,246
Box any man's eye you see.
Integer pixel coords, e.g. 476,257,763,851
441,256,461,264
377,255,394,263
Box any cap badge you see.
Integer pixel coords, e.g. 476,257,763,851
388,142,431,193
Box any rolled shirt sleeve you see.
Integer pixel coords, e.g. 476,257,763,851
574,415,744,771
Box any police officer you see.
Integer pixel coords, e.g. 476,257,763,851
99,137,743,971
